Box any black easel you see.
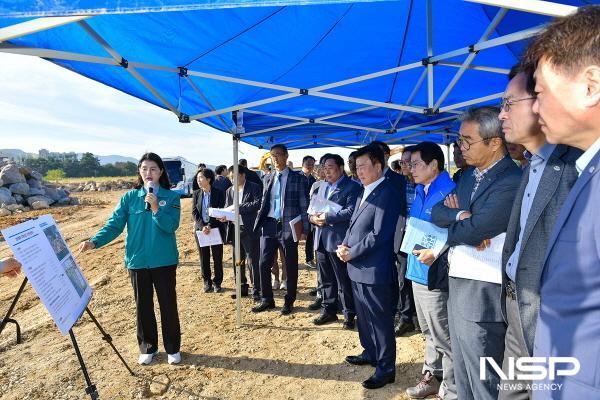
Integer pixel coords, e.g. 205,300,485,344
0,276,27,344
0,278,135,399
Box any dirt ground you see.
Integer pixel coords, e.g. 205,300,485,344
0,190,425,400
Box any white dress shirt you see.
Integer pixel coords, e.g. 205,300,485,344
576,137,600,176
360,176,385,206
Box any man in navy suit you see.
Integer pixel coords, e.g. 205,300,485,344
522,6,600,398
253,144,309,315
310,153,361,328
213,165,232,193
337,144,402,389
221,165,263,300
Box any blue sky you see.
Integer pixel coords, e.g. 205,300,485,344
0,52,355,167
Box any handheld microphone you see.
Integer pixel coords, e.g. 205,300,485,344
145,181,157,211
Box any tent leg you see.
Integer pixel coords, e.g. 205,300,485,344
233,113,242,328
446,142,452,172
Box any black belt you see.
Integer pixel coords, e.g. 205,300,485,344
505,279,516,300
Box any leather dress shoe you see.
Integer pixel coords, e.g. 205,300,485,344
280,303,293,315
230,288,249,299
345,354,375,366
342,319,355,330
203,284,213,293
394,321,415,337
308,298,322,311
251,301,275,313
313,313,338,325
213,285,223,293
362,373,395,389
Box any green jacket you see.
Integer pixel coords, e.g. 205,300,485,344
91,187,181,269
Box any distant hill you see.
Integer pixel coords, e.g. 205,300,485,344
0,148,29,160
95,154,138,165
0,149,138,165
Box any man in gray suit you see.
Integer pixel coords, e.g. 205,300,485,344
522,6,600,399
432,106,522,400
497,66,581,399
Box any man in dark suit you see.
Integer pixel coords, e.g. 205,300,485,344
213,165,232,193
337,144,402,390
310,153,361,328
432,106,521,400
253,144,309,315
302,155,317,268
522,7,600,398
371,141,411,334
240,158,263,191
497,67,581,399
220,165,263,301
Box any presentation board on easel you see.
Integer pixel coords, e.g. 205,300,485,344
1,214,92,335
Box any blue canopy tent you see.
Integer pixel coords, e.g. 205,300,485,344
0,0,589,150
0,0,590,324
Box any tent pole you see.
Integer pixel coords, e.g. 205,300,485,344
426,0,434,109
233,112,243,328
446,141,452,172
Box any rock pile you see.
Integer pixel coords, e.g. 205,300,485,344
66,179,135,193
0,163,78,216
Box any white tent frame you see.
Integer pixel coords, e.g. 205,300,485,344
0,0,578,325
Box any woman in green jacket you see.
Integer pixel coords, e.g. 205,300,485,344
79,152,182,366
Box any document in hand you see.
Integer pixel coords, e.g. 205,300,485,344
209,207,235,221
289,215,303,242
196,229,223,247
400,217,448,257
448,232,506,284
307,195,342,215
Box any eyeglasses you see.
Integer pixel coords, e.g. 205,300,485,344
409,160,425,170
500,96,536,112
400,161,411,166
456,137,493,151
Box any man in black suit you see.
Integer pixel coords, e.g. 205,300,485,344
213,165,232,193
253,144,309,315
301,155,317,268
240,158,263,191
220,165,263,301
310,153,361,328
338,144,402,389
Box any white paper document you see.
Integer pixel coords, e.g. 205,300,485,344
400,217,448,256
448,233,506,284
307,195,342,215
196,228,223,247
209,207,235,222
1,214,92,335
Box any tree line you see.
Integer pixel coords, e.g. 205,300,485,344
24,152,137,178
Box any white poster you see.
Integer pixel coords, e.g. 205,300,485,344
1,214,92,335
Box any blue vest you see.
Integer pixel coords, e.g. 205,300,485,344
406,171,455,285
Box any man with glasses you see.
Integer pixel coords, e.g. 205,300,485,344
522,6,600,398
395,145,418,337
432,106,522,400
497,65,581,400
252,144,309,315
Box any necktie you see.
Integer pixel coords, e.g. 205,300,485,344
272,173,282,219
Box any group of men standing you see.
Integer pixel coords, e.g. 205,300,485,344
215,6,599,398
